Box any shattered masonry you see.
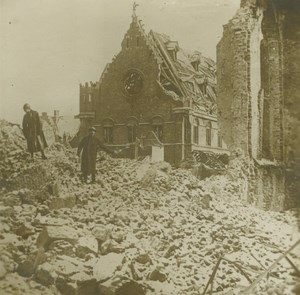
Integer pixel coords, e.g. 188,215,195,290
217,0,300,210
0,120,299,294
0,1,300,295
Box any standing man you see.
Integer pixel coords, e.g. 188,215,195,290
77,127,115,183
22,103,48,159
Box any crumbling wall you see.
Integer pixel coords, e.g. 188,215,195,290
282,5,300,207
260,5,284,161
216,4,264,156
282,3,300,159
217,0,300,210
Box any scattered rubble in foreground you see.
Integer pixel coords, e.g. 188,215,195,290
0,120,299,295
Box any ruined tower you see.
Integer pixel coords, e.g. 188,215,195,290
217,0,300,210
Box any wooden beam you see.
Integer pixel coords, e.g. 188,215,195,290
151,31,188,97
241,239,300,294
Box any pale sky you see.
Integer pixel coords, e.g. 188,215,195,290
0,0,240,124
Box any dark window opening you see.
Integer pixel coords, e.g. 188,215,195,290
193,126,199,144
193,118,199,144
136,36,140,47
218,133,222,148
173,51,176,61
126,37,130,48
184,116,189,142
206,122,212,146
104,127,113,143
191,61,199,71
168,50,177,61
262,98,272,159
128,125,137,143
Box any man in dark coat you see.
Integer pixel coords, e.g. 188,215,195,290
77,127,115,183
22,103,48,159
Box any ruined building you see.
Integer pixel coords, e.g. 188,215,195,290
217,0,300,210
41,111,79,145
77,8,228,165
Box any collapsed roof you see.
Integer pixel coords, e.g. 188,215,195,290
148,31,217,115
99,14,217,115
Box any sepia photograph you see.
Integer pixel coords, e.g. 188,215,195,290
0,0,299,294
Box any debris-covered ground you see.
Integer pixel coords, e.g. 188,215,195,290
0,120,299,295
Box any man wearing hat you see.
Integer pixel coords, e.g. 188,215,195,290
77,127,115,183
22,103,48,159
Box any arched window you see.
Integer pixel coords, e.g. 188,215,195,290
136,36,140,47
193,118,199,144
102,118,114,143
152,116,163,141
206,121,212,146
127,117,138,143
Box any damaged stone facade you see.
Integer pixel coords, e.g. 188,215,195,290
217,0,300,210
77,11,228,165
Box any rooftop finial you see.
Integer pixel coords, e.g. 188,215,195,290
132,2,139,17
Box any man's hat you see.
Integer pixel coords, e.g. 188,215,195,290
88,127,96,132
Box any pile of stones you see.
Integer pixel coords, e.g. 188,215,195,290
0,120,299,295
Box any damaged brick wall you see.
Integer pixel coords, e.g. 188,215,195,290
282,1,300,208
216,4,263,155
217,0,300,210
260,4,283,161
283,15,300,160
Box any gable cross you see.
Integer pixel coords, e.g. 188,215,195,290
133,2,139,15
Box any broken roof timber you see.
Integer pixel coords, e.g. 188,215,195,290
150,31,190,98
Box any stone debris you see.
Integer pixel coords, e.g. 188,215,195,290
37,226,79,249
0,261,7,279
92,253,124,281
92,225,111,243
0,120,299,295
48,194,76,210
76,235,99,257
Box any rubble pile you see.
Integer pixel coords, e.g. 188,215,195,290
0,121,299,295
0,120,27,186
